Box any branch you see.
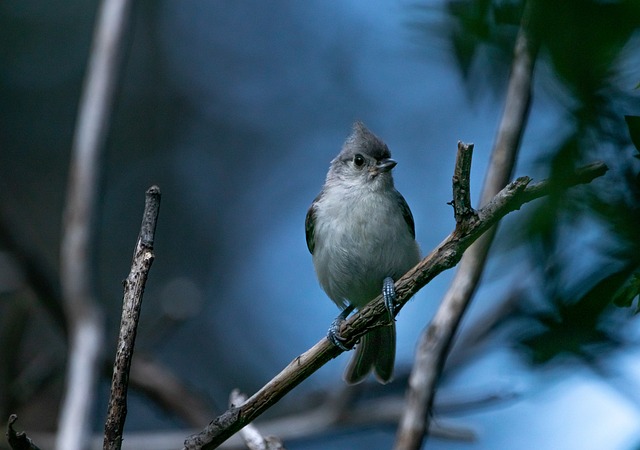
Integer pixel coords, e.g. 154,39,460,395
183,157,607,449
449,142,476,223
57,0,133,447
104,186,161,450
394,4,538,448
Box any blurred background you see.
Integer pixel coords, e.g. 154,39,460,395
1,0,640,448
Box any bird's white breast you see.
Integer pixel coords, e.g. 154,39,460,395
312,182,419,309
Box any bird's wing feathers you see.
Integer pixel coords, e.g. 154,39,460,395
305,193,322,254
393,189,416,239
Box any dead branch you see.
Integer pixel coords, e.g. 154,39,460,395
183,153,607,449
104,186,161,450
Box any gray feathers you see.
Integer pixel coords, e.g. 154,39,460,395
337,121,391,163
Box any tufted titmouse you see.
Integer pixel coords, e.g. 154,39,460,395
305,122,420,384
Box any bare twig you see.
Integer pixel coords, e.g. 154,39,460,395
6,415,41,450
450,142,476,223
394,5,538,449
104,186,161,450
57,0,133,447
183,158,607,449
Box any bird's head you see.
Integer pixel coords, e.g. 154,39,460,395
329,122,397,189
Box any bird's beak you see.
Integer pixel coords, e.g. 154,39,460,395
376,158,397,173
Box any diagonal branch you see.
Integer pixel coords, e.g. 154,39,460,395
183,157,607,450
394,4,538,448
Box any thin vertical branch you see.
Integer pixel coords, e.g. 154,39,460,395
57,0,133,448
450,142,476,223
104,186,161,450
394,5,538,450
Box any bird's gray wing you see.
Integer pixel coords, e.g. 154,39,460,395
393,189,416,239
305,193,322,254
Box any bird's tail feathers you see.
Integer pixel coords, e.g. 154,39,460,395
343,323,395,384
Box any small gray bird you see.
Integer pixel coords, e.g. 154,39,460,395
305,122,420,384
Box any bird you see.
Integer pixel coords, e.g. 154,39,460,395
305,122,420,384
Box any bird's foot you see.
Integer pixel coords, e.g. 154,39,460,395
383,277,396,322
327,304,354,351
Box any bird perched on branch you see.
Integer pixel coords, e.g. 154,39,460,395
305,122,420,384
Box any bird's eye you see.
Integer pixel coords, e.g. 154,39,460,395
353,154,365,167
